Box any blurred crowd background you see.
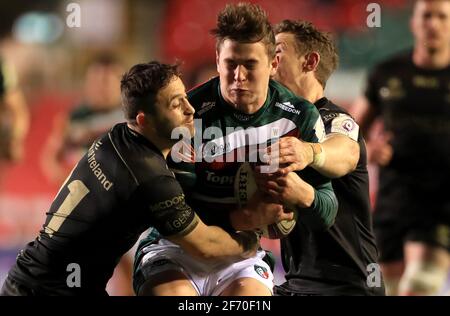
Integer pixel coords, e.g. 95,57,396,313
0,0,422,295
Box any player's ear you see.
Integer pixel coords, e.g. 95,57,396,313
304,52,320,72
270,54,279,77
216,50,220,73
135,112,147,127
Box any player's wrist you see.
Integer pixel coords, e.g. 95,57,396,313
238,230,260,258
309,143,325,168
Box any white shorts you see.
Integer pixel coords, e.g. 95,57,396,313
136,239,274,296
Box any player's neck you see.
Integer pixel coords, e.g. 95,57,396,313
145,134,171,158
127,123,171,158
292,77,324,104
413,44,450,69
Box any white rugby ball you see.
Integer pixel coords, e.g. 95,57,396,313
234,162,297,239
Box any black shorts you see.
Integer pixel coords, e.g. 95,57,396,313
373,213,450,263
274,278,385,296
0,274,109,296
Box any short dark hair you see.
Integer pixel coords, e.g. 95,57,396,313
211,3,275,59
120,61,180,120
275,20,339,88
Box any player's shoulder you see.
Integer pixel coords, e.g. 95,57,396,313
108,123,172,184
316,98,350,120
370,50,412,75
316,98,360,141
187,76,219,110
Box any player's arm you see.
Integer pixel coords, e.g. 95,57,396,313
351,80,392,166
271,133,359,179
349,66,383,137
254,168,338,231
228,191,294,231
167,216,259,260
311,133,359,178
167,147,294,232
146,176,259,260
350,96,378,138
259,106,338,230
292,177,337,230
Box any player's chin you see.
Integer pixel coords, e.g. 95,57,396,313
185,122,195,135
231,95,253,108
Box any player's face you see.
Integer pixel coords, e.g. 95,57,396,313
411,0,450,52
153,76,195,139
273,32,305,93
216,39,277,113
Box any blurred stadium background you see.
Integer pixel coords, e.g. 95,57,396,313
0,0,443,295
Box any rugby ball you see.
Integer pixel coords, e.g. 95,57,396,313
234,162,297,239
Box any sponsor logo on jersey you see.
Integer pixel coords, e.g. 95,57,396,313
413,75,439,89
380,77,405,100
150,194,186,212
171,207,193,230
275,101,301,115
254,265,270,279
321,112,339,123
206,171,234,185
197,102,215,115
87,140,113,191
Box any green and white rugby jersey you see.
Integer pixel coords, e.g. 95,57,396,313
168,77,337,231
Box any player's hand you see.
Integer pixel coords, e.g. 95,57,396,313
264,137,314,175
255,171,314,209
237,230,260,259
367,133,393,166
244,191,294,229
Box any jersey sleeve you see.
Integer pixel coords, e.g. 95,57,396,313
299,105,326,143
295,103,338,230
141,175,199,237
325,113,359,142
295,166,338,231
167,141,197,191
296,180,338,230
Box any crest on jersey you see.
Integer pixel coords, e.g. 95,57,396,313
330,114,359,141
254,265,270,279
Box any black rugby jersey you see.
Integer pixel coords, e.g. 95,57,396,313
7,123,198,295
280,98,384,295
365,51,450,217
